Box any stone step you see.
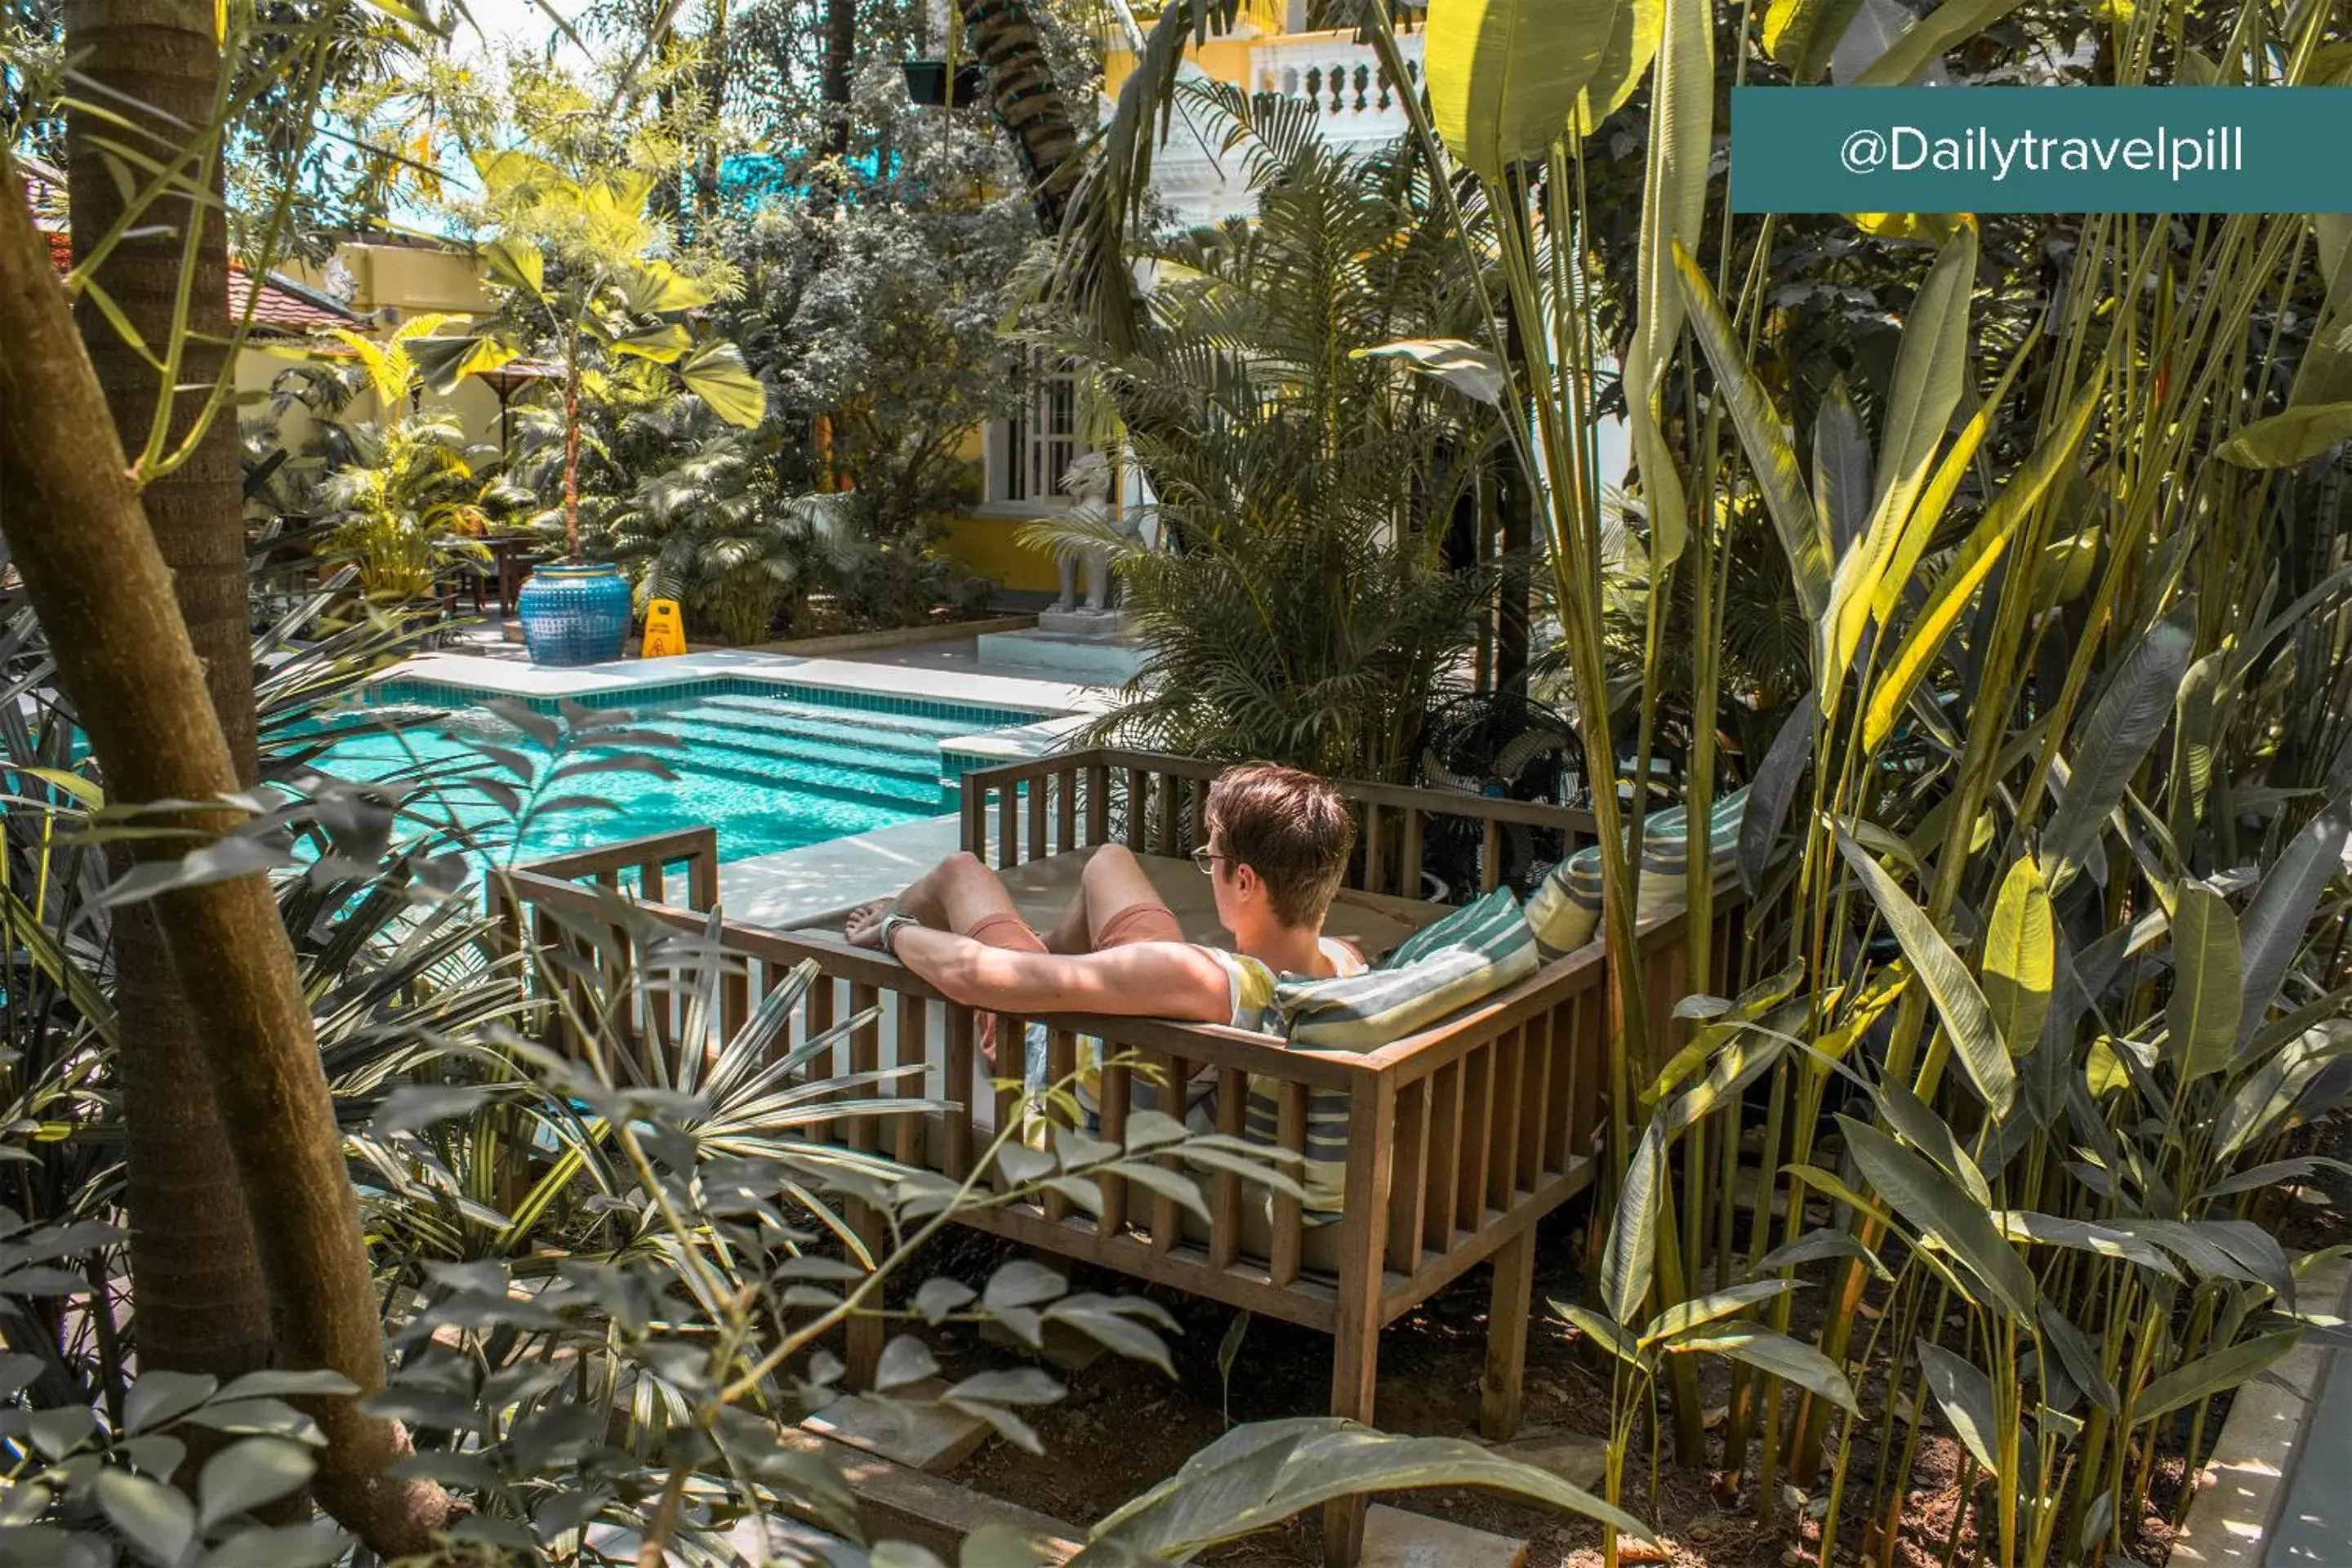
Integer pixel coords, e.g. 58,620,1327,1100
976,628,1147,684
1361,1503,1529,1568
802,1377,995,1472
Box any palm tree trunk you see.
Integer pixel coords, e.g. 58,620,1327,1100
956,0,1085,226
2,149,456,1556
822,0,855,158
61,0,271,1392
564,341,584,562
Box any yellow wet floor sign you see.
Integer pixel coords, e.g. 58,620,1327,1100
641,598,687,658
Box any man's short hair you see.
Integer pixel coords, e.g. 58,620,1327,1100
1205,762,1356,928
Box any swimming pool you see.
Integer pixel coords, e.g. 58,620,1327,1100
300,678,1049,866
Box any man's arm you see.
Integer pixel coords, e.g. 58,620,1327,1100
888,927,1232,1023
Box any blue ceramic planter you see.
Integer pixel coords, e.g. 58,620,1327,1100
518,562,632,666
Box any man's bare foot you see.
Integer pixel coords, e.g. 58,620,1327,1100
844,897,897,948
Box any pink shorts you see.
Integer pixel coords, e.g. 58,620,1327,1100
963,900,1183,1059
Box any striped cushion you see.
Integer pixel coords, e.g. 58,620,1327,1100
1527,787,1749,959
1245,889,1539,1216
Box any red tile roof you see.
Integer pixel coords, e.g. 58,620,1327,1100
42,227,361,335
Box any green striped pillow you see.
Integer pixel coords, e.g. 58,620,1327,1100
1243,889,1539,1216
1526,787,1750,959
1281,887,1539,1050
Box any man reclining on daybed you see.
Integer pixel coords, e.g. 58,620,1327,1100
844,762,1365,1048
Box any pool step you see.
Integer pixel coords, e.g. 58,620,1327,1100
653,715,946,800
671,751,950,815
679,702,953,765
698,693,985,744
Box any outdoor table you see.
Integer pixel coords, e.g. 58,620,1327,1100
482,534,541,616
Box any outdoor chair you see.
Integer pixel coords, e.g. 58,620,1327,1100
497,748,1744,1565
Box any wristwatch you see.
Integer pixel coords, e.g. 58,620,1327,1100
876,912,922,957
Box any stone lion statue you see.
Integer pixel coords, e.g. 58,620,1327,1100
1050,450,1143,615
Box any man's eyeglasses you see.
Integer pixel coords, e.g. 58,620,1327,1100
1190,846,1233,875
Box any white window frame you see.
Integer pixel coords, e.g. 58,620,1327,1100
980,354,1083,516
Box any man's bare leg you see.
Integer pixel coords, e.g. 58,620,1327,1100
844,853,1049,1066
845,851,1026,945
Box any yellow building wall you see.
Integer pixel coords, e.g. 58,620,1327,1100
1104,33,1258,96
285,241,493,320
278,241,509,452
935,426,1061,592
943,514,1062,592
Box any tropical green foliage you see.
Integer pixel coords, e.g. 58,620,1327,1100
1038,87,1500,782
412,66,769,564
308,316,500,604
1325,1,2352,1562
0,614,1644,1561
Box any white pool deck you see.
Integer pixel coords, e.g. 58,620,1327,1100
392,638,1111,930
393,644,1112,719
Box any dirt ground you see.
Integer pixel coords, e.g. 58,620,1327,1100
896,1111,2351,1566
906,1208,2142,1568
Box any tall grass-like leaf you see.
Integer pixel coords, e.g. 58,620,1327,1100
1866,324,2038,631
2216,403,2352,467
1571,0,1662,133
1840,1116,2038,1320
1823,226,1976,692
1873,1078,1990,1206
2168,650,2230,862
1837,831,2015,1116
2237,796,2350,1047
1915,1342,1999,1470
1757,1227,1895,1282
1739,693,1818,894
1666,1325,1857,1413
1643,1280,1799,1346
1993,1212,2180,1282
1860,376,2099,752
1812,377,1874,559
1425,0,1621,183
2038,1303,2120,1412
2132,1332,2302,1422
1984,855,2054,1057
2167,884,2243,1083
1556,1301,1642,1366
1603,1119,1667,1325
1762,0,1865,82
2042,613,2195,882
1083,1419,1652,1557
1625,6,1713,567
1673,241,1828,616
1851,0,2034,85
2216,1022,2352,1162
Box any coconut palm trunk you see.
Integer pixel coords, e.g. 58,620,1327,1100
2,145,457,1557
61,0,272,1392
822,0,856,157
955,0,1085,227
564,341,585,561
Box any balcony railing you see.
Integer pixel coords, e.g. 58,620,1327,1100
1251,29,1423,134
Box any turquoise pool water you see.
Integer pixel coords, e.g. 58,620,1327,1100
300,679,1041,866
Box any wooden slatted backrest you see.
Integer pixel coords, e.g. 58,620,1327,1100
496,761,1744,1313
954,749,1602,913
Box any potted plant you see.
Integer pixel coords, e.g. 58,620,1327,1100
902,58,985,106
417,154,768,666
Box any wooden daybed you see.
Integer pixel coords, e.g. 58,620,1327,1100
496,748,1740,1564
